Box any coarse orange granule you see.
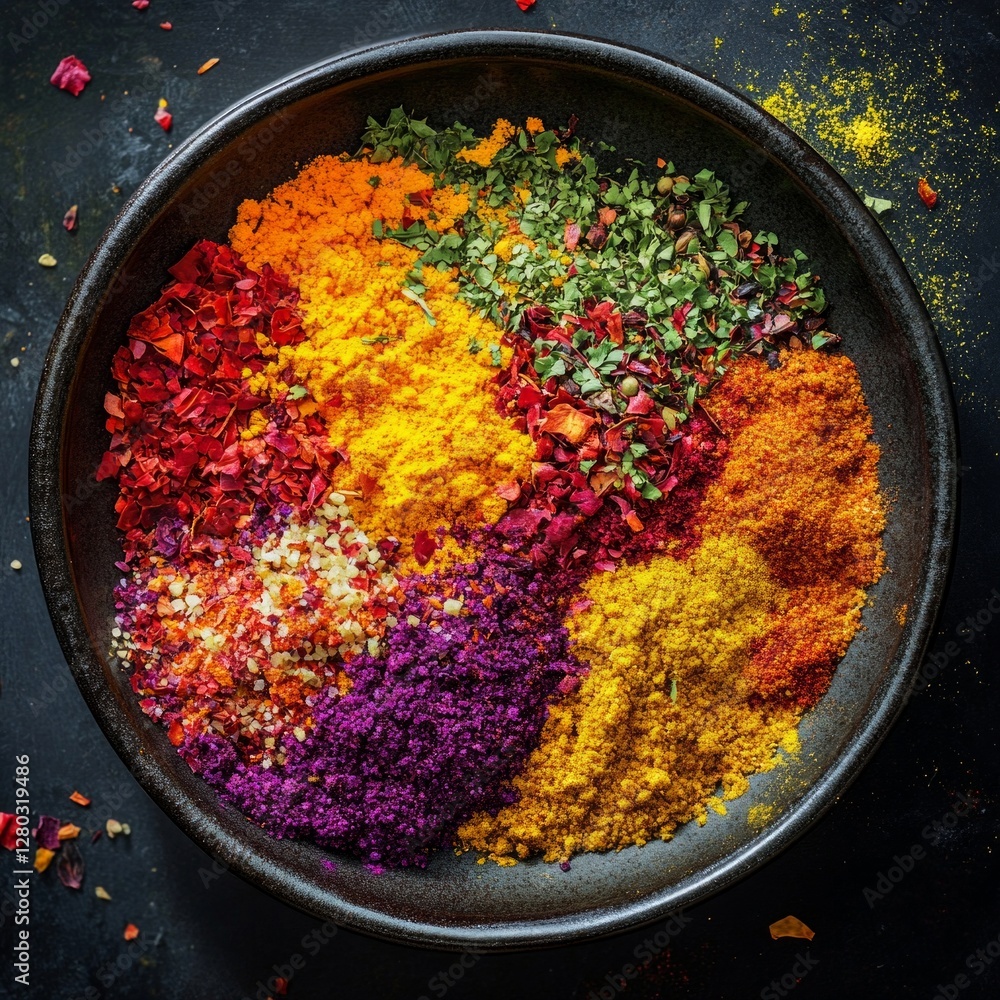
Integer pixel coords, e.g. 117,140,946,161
701,350,886,705
455,118,517,166
229,155,535,567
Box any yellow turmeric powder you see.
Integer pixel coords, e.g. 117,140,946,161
459,349,886,863
229,155,535,567
458,534,799,863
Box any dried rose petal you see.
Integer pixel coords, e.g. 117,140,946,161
0,813,19,850
69,790,91,807
57,841,84,889
33,815,61,850
123,923,140,941
50,56,91,97
62,204,79,232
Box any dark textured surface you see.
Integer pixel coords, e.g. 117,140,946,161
26,32,957,951
1,2,998,997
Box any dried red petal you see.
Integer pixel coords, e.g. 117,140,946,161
154,106,173,132
57,841,85,889
515,0,536,8
167,719,184,745
62,204,79,232
132,0,149,8
412,530,438,566
33,815,61,851
50,56,91,97
0,813,19,851
917,177,938,209
159,21,172,29
123,923,140,940
564,221,581,252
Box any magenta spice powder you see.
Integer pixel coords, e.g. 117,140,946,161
190,543,584,868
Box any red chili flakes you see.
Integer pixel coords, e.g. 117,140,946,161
50,56,91,97
123,923,140,941
160,21,172,29
132,0,150,9
63,204,79,232
69,790,91,807
515,0,537,9
97,240,335,568
154,99,172,132
917,176,938,209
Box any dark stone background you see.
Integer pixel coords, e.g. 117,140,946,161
1,2,997,998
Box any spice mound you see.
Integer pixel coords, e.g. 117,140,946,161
101,112,886,869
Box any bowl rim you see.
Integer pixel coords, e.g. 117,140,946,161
29,28,958,950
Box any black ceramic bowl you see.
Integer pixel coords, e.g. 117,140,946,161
30,30,956,950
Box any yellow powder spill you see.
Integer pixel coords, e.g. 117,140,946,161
458,534,800,864
229,155,534,566
759,72,892,165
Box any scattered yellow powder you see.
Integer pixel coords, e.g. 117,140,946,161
747,803,776,829
459,534,801,864
229,155,534,567
456,118,517,167
760,73,892,165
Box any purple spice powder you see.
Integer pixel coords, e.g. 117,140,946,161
193,545,583,868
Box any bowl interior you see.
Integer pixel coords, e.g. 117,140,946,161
35,34,954,949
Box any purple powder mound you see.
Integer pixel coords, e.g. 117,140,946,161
192,545,583,868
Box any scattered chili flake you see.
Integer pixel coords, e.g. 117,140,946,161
515,0,537,9
33,847,56,873
160,21,172,29
63,204,79,232
58,823,81,841
274,978,289,996
0,813,18,850
769,915,815,941
132,0,150,8
917,176,938,209
57,841,85,889
95,886,112,900
197,57,219,75
123,923,140,941
69,790,91,807
154,99,172,132
50,55,91,97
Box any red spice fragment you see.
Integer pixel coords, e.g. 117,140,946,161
50,56,91,97
917,177,938,209
69,790,91,807
515,0,536,9
132,0,150,8
98,240,336,569
160,21,172,30
63,204,79,232
274,978,289,996
0,813,19,850
154,104,172,132
123,923,140,941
